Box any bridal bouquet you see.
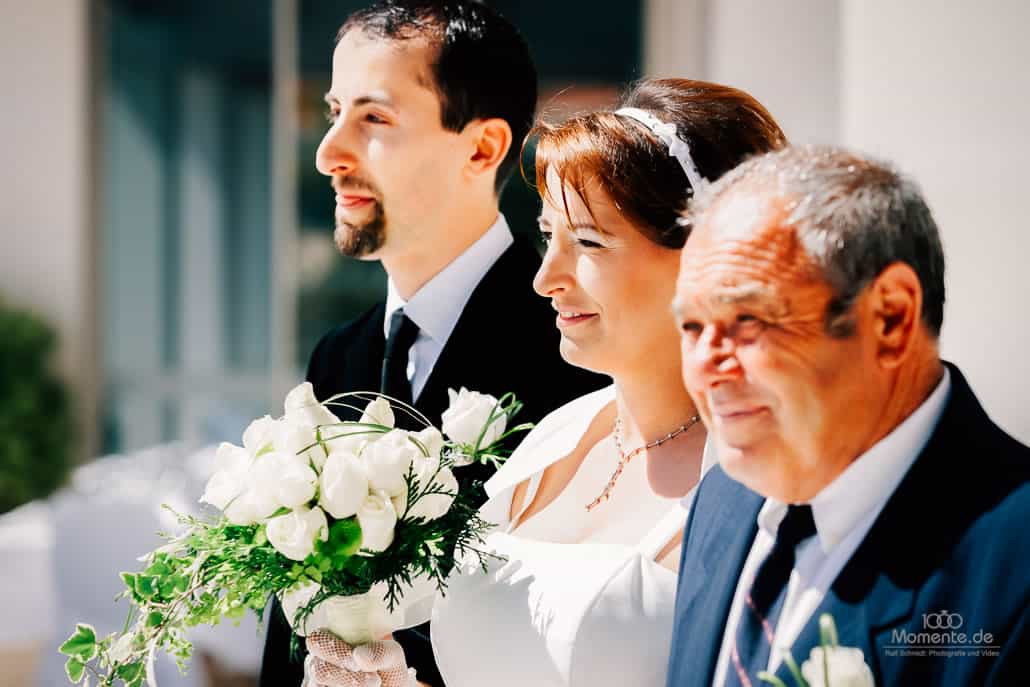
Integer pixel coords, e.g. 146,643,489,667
59,384,529,686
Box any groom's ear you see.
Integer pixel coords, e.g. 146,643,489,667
867,262,923,368
463,118,512,183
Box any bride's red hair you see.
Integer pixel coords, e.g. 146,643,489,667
526,78,787,247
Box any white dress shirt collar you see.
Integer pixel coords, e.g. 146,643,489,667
756,367,952,554
384,213,514,344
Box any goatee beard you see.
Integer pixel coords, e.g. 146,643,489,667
333,201,386,257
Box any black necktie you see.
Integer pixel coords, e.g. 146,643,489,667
381,309,420,407
726,504,817,687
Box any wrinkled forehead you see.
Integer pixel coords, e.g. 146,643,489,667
677,192,821,303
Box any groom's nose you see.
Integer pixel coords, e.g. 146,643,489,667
316,117,360,178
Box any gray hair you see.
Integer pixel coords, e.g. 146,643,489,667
685,145,946,337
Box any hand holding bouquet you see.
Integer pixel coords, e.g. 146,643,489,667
59,384,529,686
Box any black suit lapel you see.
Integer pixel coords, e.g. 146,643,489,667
318,304,386,421
346,303,386,394
417,240,540,424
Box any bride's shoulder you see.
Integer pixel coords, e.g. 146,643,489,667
484,384,615,498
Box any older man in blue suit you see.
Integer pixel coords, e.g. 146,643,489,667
668,145,1030,686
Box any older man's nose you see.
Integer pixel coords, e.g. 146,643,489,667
694,325,742,384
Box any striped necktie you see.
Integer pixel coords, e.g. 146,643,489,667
726,504,817,687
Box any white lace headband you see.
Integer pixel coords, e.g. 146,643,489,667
614,107,706,194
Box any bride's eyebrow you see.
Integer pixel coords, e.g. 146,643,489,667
537,216,613,236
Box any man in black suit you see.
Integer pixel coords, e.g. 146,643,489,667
668,146,1030,686
259,2,605,686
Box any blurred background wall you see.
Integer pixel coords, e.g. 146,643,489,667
5,0,1027,462
1,0,1028,685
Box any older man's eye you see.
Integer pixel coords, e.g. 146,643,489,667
681,321,703,335
538,230,552,244
734,314,766,337
577,238,603,249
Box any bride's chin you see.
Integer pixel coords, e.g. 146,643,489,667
558,340,607,376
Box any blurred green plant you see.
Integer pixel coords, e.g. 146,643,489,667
0,300,73,514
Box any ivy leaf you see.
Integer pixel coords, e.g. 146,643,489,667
65,656,85,683
172,574,190,594
135,575,157,599
225,604,246,620
116,661,144,684
145,561,170,577
145,611,164,628
59,624,97,661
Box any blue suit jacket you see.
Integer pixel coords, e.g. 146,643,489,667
667,364,1030,686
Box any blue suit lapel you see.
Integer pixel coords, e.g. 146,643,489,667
669,467,763,686
770,555,915,684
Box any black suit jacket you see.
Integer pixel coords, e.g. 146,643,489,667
259,238,608,687
667,363,1030,686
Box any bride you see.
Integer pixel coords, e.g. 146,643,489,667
302,78,786,687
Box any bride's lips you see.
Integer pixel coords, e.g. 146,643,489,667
554,310,598,328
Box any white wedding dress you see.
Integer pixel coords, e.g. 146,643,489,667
431,386,714,687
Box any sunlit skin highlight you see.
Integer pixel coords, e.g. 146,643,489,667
531,167,703,501
675,191,943,503
316,31,511,299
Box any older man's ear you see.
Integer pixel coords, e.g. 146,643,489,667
865,261,927,368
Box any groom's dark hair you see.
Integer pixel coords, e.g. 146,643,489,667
339,1,538,194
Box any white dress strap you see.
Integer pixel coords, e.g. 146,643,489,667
636,501,690,560
484,385,615,500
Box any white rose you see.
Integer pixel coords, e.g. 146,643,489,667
200,442,250,510
202,443,279,525
275,419,329,472
279,581,330,636
224,484,280,526
284,382,340,429
412,427,444,460
402,456,457,521
360,397,395,429
266,505,329,561
362,429,419,496
319,449,369,519
264,451,318,509
441,387,506,447
242,415,279,456
801,646,875,687
356,492,398,553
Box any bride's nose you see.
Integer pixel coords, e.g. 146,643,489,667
533,236,576,297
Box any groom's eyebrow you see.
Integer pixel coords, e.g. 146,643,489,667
323,92,397,109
